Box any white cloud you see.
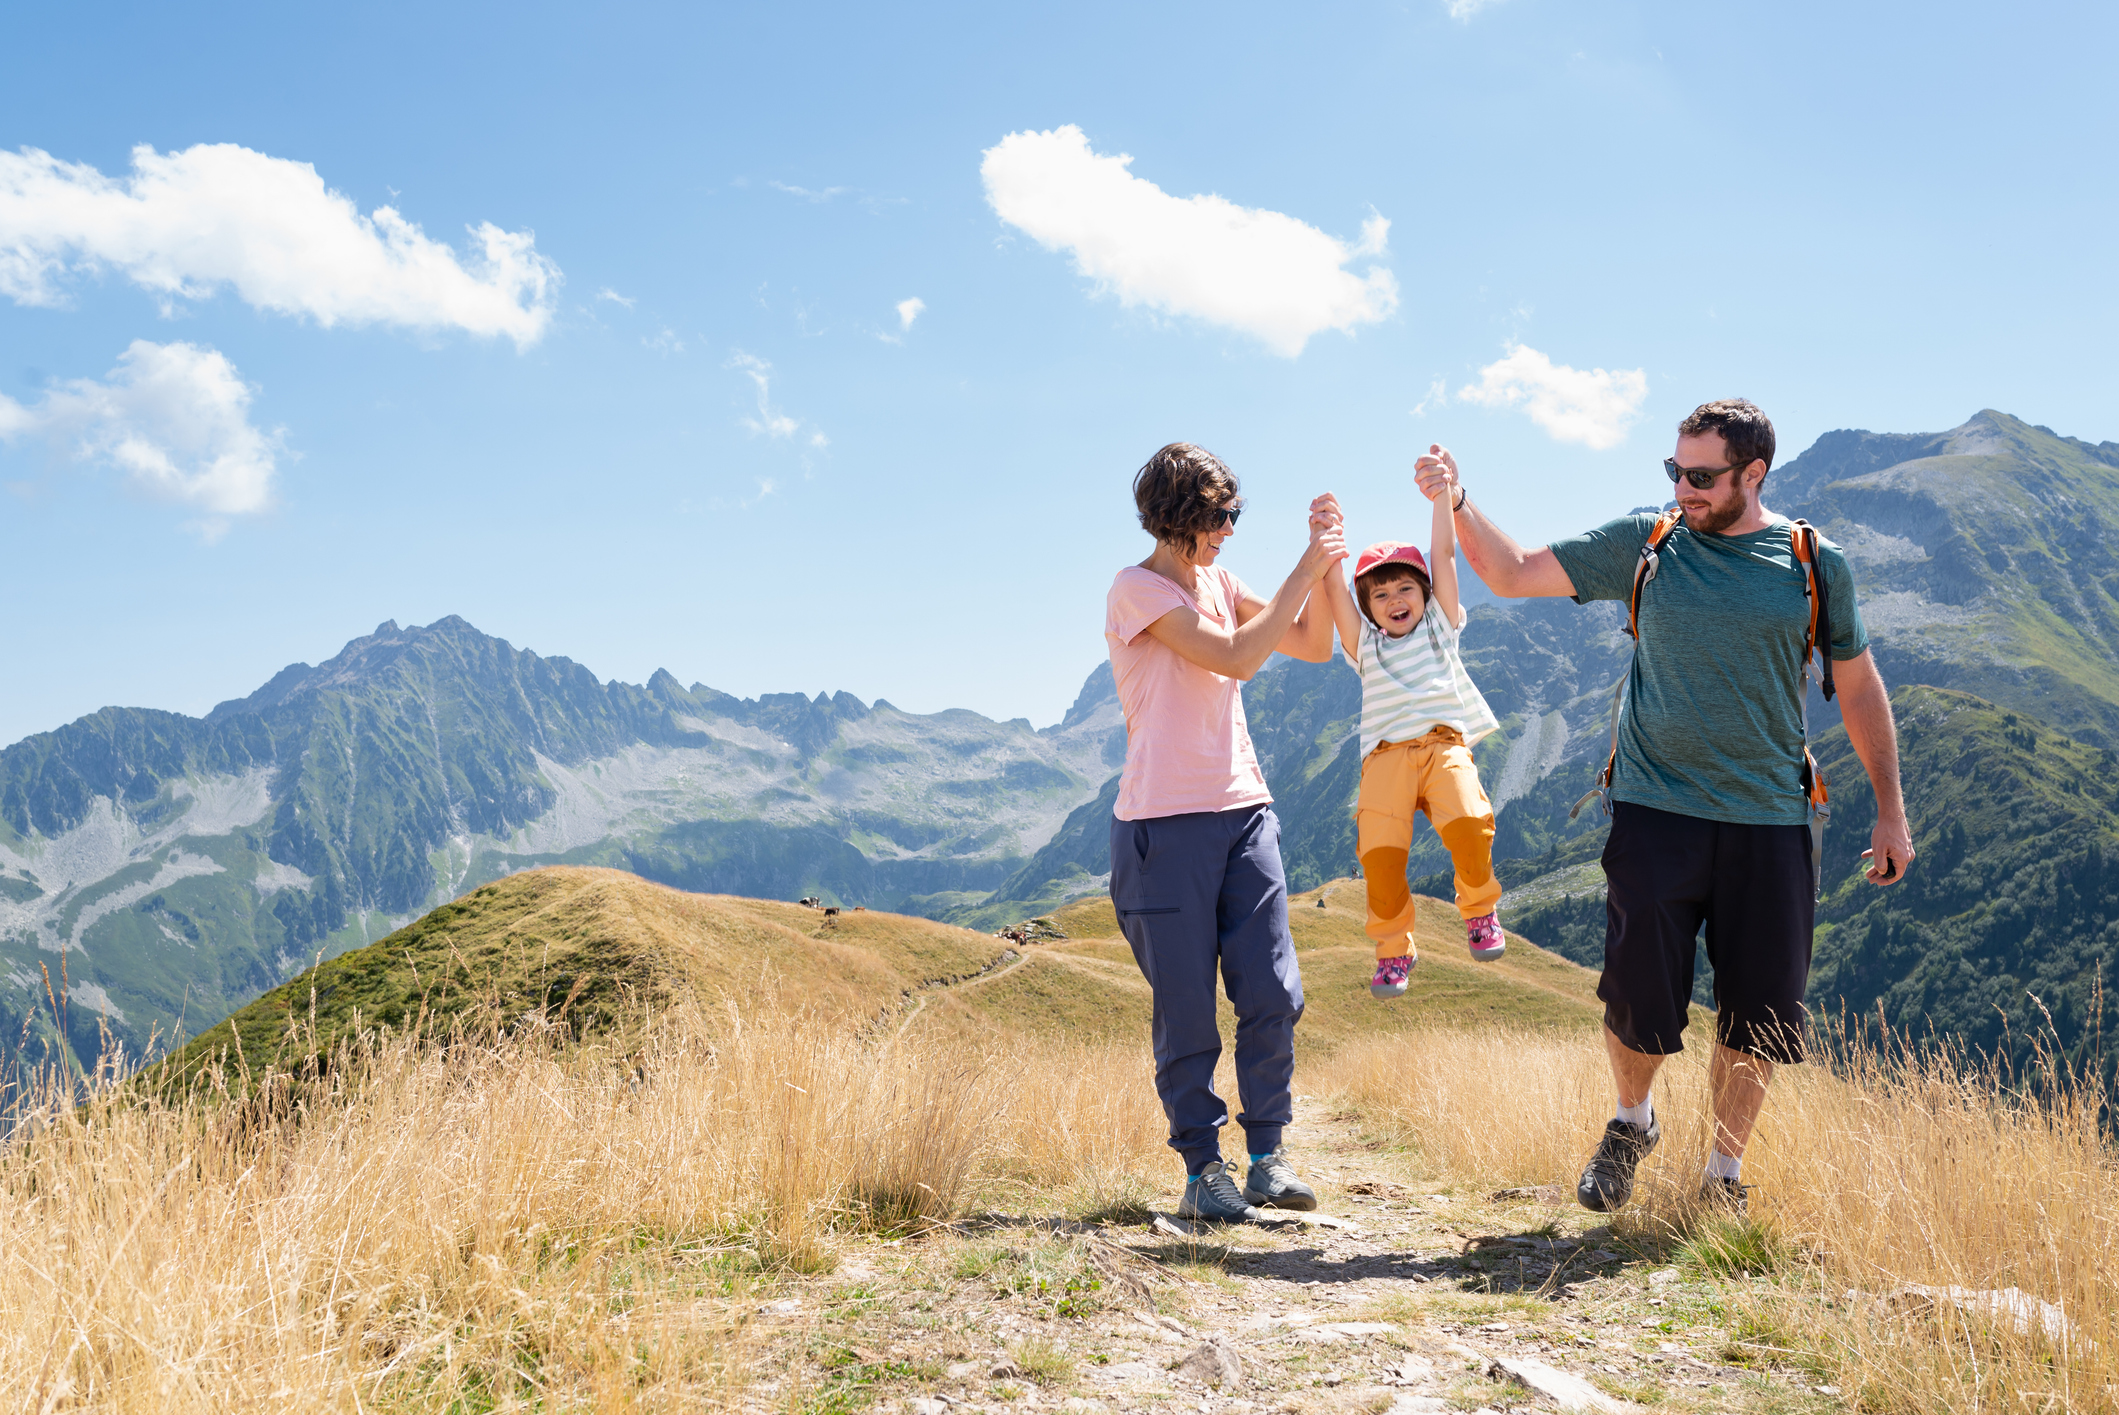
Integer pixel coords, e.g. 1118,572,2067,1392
896,296,925,330
769,181,850,203
1444,0,1504,18
1410,378,1448,417
0,143,558,346
727,352,802,439
596,287,636,308
1456,343,1647,450
980,125,1397,357
0,340,282,520
643,328,685,355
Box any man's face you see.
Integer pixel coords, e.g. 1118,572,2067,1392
1671,431,1756,535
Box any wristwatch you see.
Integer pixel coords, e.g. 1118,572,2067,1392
1451,484,1467,512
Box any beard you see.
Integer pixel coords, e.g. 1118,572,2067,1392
1683,491,1747,535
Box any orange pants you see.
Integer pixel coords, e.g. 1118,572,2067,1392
1357,726,1500,960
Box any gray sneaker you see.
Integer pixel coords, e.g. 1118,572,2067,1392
1176,1160,1256,1223
1699,1175,1749,1216
1243,1146,1318,1211
1576,1115,1660,1213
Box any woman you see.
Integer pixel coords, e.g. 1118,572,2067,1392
1104,441,1344,1222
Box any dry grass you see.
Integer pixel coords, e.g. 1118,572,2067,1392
0,1002,1169,1413
1320,1023,2119,1413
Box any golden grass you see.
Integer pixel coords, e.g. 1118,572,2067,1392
0,1002,1168,1412
1319,1023,2119,1413
162,867,1016,1086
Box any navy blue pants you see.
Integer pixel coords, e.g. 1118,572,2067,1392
1109,805,1305,1173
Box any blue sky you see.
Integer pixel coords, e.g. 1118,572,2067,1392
3,0,2114,748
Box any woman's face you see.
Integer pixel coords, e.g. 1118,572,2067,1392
1183,502,1239,566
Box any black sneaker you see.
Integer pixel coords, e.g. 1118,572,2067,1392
1242,1146,1318,1211
1576,1115,1660,1213
1176,1160,1256,1223
1698,1175,1749,1216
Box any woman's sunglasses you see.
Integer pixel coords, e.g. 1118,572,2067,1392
1663,458,1742,490
1207,505,1243,528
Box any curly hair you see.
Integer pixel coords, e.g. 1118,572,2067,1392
1678,398,1777,475
1133,443,1240,548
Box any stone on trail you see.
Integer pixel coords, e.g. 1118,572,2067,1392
1382,1354,1436,1385
1173,1336,1244,1388
1384,1398,1451,1415
1252,1208,1361,1232
910,1400,951,1415
1488,1355,1638,1413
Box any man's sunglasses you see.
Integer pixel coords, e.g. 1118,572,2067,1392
1663,458,1743,490
1207,505,1243,528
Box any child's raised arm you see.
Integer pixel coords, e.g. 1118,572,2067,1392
1311,493,1366,665
1424,449,1466,630
1323,558,1365,666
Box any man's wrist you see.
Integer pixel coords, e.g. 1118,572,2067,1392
1451,484,1467,512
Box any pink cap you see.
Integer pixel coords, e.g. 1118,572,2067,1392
1353,540,1429,581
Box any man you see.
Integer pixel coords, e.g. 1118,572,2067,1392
1417,398,1914,1212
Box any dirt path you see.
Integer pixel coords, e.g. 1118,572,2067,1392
889,945,1036,1042
737,1092,1842,1415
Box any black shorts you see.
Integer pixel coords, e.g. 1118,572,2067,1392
1597,801,1815,1064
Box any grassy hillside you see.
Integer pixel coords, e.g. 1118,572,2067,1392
156,866,1013,1087
909,876,1607,1047
157,866,1612,1091
1808,685,2119,1067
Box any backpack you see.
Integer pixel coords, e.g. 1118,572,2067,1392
1568,511,1837,897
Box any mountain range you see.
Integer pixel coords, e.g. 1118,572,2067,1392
0,622,1122,1072
5,409,2116,1077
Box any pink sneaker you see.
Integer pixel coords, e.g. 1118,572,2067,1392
1466,913,1505,961
1370,954,1415,999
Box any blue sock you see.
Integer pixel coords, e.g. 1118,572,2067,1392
1249,1153,1269,1165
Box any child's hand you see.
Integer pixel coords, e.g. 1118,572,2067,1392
1414,445,1459,504
1308,492,1343,535
1299,515,1348,581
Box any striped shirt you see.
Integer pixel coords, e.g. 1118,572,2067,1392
1349,603,1499,759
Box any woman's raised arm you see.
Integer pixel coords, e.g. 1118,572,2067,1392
1146,514,1346,679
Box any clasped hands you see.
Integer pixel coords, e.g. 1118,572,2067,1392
1301,492,1349,580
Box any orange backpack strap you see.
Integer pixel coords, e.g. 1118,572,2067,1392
1573,510,1684,823
1790,519,1836,701
1789,519,1834,897
1625,509,1685,640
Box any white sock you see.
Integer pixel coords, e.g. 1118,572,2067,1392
1616,1096,1654,1128
1705,1148,1743,1182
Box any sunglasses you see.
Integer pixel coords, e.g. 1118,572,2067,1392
1663,458,1742,490
1207,505,1243,528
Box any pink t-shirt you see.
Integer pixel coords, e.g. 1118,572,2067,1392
1104,565,1273,821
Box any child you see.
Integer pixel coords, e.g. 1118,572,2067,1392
1322,474,1505,999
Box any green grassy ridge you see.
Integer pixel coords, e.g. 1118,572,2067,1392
150,866,1013,1093
151,865,1610,1098
1808,685,2119,1066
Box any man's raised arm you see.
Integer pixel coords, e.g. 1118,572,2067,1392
1413,445,1578,600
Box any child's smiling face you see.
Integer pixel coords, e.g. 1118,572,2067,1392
1364,573,1428,638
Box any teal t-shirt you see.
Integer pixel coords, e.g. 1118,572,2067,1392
1549,513,1870,827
